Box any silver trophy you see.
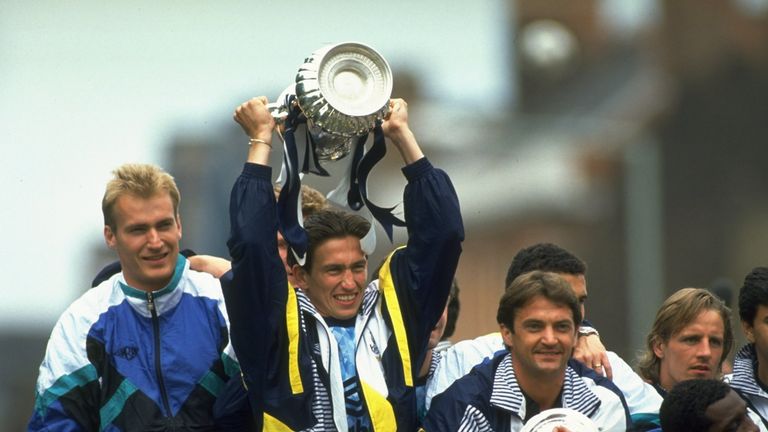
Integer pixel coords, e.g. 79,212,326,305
268,42,393,161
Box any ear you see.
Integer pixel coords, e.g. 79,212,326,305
742,320,755,343
292,264,309,291
499,324,514,348
104,225,117,249
652,338,665,360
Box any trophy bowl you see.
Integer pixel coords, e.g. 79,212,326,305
296,42,392,137
270,42,393,161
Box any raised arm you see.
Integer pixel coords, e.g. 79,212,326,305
223,97,287,426
381,98,464,376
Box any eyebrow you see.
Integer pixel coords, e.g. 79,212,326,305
321,259,367,271
123,217,176,231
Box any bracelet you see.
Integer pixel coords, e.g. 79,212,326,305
578,326,600,338
248,138,272,149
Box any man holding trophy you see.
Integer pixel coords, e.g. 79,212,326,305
223,41,464,432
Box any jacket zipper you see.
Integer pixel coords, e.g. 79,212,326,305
147,291,173,418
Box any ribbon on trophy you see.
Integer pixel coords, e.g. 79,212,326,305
277,115,406,265
270,41,399,265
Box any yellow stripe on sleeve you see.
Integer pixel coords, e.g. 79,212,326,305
285,282,303,394
378,247,413,387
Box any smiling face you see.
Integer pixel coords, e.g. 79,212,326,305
294,235,367,320
501,295,577,379
654,309,725,390
104,192,181,292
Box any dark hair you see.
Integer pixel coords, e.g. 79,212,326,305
287,207,371,272
442,278,461,340
637,288,734,385
660,379,731,432
505,243,587,289
497,271,582,331
739,266,768,325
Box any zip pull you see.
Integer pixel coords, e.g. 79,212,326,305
147,291,156,314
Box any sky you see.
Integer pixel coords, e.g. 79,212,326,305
0,0,512,330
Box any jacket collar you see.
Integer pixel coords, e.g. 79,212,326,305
118,254,186,316
732,344,767,398
489,353,602,419
295,281,380,321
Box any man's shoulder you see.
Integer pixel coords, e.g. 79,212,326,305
447,332,504,362
430,353,498,410
69,277,123,319
182,266,225,298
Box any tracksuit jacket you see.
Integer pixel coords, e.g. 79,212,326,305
728,344,768,430
224,158,464,431
424,352,631,431
28,256,240,431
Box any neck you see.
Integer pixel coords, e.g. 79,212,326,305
513,363,565,410
125,277,170,293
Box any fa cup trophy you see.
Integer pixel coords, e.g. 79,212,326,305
269,42,400,263
268,41,393,161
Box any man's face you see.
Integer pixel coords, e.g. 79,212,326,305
294,235,367,320
501,295,577,378
559,273,587,320
654,309,725,390
704,389,758,432
742,304,768,365
104,193,181,292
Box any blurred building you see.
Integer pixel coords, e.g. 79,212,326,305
8,0,768,430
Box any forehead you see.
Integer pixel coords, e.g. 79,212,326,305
755,304,768,319
113,193,175,225
673,309,725,336
515,295,575,324
312,236,365,264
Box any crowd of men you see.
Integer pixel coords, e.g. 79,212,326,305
26,96,768,431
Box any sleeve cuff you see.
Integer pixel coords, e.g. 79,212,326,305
401,157,432,181
242,162,272,180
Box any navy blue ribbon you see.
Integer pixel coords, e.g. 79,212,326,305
276,96,308,262
278,112,405,261
354,122,405,240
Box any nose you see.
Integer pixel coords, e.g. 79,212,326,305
146,229,162,248
541,326,557,345
696,339,712,359
340,269,356,289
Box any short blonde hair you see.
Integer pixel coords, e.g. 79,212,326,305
102,163,180,230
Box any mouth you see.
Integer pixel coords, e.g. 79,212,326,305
689,365,712,375
534,351,563,358
333,293,358,304
143,252,169,263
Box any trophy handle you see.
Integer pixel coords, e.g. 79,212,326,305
266,102,289,123
267,84,297,124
